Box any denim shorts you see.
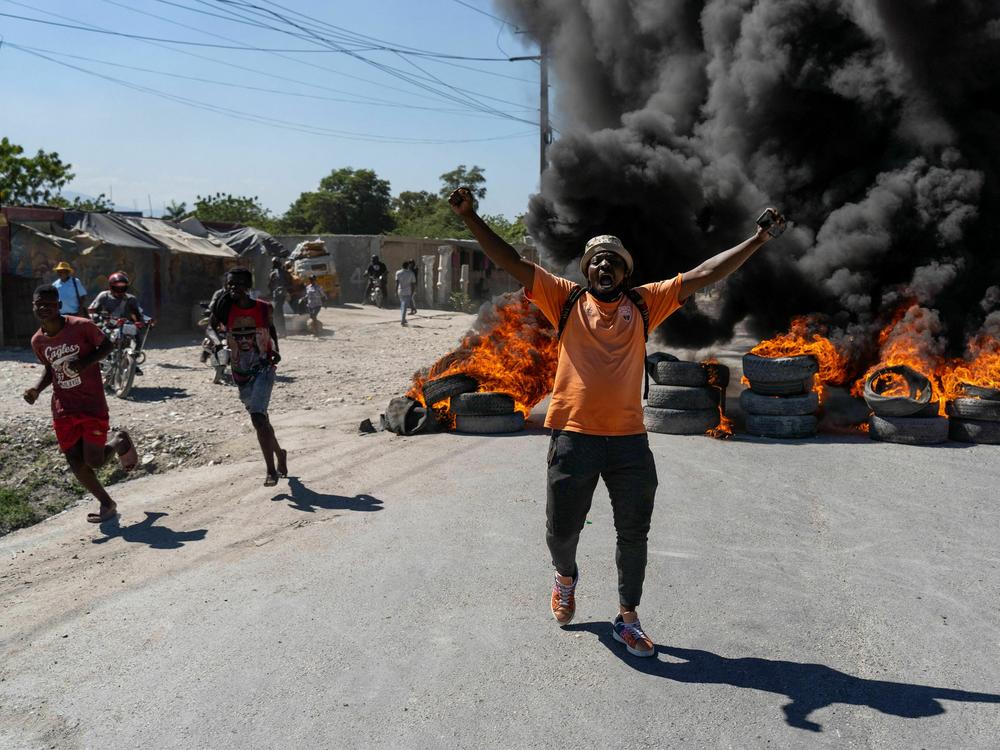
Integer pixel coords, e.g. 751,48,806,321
238,365,276,414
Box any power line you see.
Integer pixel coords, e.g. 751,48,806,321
7,41,536,117
451,0,516,28
205,0,537,126
15,0,536,116
7,44,535,145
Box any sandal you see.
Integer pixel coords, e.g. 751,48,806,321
263,471,279,487
115,431,138,472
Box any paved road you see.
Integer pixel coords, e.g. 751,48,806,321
2,398,998,748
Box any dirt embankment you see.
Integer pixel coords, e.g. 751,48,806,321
0,305,475,534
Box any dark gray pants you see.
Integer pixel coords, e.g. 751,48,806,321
545,430,658,608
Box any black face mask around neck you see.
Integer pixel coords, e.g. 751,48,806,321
587,285,624,302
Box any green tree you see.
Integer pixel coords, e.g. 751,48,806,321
49,193,115,212
0,137,74,205
163,200,188,220
438,164,487,204
280,167,394,234
193,193,276,231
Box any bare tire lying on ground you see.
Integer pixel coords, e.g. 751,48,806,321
740,390,818,416
647,385,719,410
948,417,1000,444
455,412,525,434
451,392,516,415
945,398,1000,421
643,407,720,435
745,413,817,438
421,374,479,407
742,354,818,383
748,376,814,397
863,364,932,417
868,415,948,445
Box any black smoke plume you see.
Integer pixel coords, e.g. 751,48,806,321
495,0,1000,358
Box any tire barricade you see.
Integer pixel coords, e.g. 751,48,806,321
947,386,1000,444
643,354,727,435
453,391,525,434
741,354,819,438
862,365,947,445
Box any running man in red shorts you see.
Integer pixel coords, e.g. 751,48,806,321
23,285,138,523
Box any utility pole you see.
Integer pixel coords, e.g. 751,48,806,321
510,43,551,177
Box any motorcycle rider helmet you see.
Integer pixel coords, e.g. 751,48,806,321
108,271,130,298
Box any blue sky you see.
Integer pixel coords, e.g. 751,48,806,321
0,0,543,219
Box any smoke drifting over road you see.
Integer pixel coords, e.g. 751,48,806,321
497,0,1000,356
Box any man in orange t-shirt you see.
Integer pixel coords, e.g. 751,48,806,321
449,187,785,657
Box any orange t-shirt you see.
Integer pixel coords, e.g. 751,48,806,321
527,264,684,436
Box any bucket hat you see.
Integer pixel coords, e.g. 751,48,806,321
580,235,633,276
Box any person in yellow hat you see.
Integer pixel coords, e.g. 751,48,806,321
52,261,88,317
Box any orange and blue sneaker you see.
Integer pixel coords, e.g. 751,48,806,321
550,572,578,625
612,614,655,657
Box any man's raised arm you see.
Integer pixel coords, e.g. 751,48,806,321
448,187,535,291
678,208,785,301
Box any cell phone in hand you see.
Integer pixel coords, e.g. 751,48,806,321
756,208,785,238
448,190,466,207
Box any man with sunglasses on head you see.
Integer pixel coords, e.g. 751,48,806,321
448,186,785,658
210,267,288,487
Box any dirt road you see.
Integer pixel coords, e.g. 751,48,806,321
2,304,998,748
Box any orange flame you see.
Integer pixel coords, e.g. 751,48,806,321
750,315,850,402
937,333,1000,401
703,357,734,439
408,293,559,421
852,305,945,412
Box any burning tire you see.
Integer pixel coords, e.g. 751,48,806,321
745,413,817,439
959,384,1000,401
945,398,1000,421
948,418,1000,444
747,376,814,397
647,358,730,388
421,374,479,407
742,354,818,383
740,390,818,416
451,392,516,416
647,385,719,411
455,413,525,434
643,406,720,435
863,365,932,417
868,415,948,445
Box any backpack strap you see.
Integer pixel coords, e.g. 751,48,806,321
556,285,586,341
624,288,652,399
624,288,650,342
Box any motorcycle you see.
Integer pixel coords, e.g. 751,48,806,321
97,315,150,399
198,302,231,384
365,272,387,308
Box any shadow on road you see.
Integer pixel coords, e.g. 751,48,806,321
126,385,191,402
93,511,208,549
565,622,1000,732
270,477,383,514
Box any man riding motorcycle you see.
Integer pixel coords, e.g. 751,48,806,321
88,272,152,372
364,254,388,304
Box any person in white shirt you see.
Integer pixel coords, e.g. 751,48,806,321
395,263,417,327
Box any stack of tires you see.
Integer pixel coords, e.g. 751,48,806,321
453,392,524,434
642,354,729,435
947,385,1000,444
741,354,819,438
420,373,525,434
863,365,947,445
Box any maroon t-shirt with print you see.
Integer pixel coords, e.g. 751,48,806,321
31,317,109,419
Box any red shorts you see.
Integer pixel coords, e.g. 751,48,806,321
53,414,110,453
